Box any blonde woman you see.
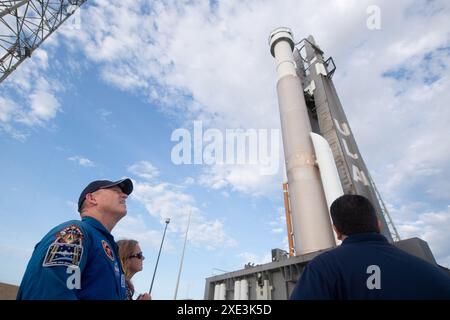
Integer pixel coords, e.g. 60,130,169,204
117,239,151,300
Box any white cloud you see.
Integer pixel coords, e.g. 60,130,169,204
0,123,28,141
269,207,287,234
131,179,237,250
0,244,33,260
0,47,62,137
127,161,160,181
31,91,59,120
68,156,95,167
397,206,450,266
363,49,450,205
0,97,17,123
96,108,117,129
238,251,272,266
21,89,60,125
66,201,78,212
97,108,112,119
6,49,50,91
17,77,61,126
183,177,195,186
113,214,169,251
198,164,281,196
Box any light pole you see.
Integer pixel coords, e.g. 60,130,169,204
174,210,191,300
149,218,170,295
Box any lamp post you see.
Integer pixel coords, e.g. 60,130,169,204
174,210,191,300
149,218,170,294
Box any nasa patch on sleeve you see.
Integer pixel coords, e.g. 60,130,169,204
42,224,84,267
101,240,115,261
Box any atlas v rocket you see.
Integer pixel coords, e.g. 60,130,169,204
269,28,398,255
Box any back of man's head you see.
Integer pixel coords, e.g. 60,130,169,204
330,194,379,236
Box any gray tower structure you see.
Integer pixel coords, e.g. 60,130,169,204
293,35,399,242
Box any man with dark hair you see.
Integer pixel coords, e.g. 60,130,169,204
290,194,450,300
330,194,379,235
17,178,133,300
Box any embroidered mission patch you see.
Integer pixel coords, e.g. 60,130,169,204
102,240,115,261
43,225,84,267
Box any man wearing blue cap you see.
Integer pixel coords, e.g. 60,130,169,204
17,178,133,300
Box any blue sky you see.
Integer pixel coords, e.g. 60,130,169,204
1,0,450,300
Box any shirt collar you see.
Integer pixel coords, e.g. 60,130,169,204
82,216,112,237
341,232,388,245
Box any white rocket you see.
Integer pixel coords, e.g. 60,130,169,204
269,27,341,255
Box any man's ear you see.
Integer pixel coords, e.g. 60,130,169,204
377,219,382,233
85,193,97,207
333,225,344,241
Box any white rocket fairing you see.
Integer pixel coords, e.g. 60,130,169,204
310,132,344,245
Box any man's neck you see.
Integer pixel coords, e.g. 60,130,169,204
81,211,116,232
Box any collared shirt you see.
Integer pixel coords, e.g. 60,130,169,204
290,233,450,300
17,216,126,300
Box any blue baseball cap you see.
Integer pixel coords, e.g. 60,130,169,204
78,178,133,212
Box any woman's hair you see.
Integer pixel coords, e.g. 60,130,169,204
117,239,139,298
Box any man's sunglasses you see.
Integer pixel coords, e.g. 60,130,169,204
128,252,144,260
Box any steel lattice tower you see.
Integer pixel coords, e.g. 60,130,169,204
0,0,86,83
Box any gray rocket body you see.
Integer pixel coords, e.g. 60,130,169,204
270,28,336,255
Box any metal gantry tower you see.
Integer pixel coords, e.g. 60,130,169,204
291,34,397,242
0,0,87,84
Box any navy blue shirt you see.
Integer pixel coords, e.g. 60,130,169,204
290,233,450,300
17,216,126,300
